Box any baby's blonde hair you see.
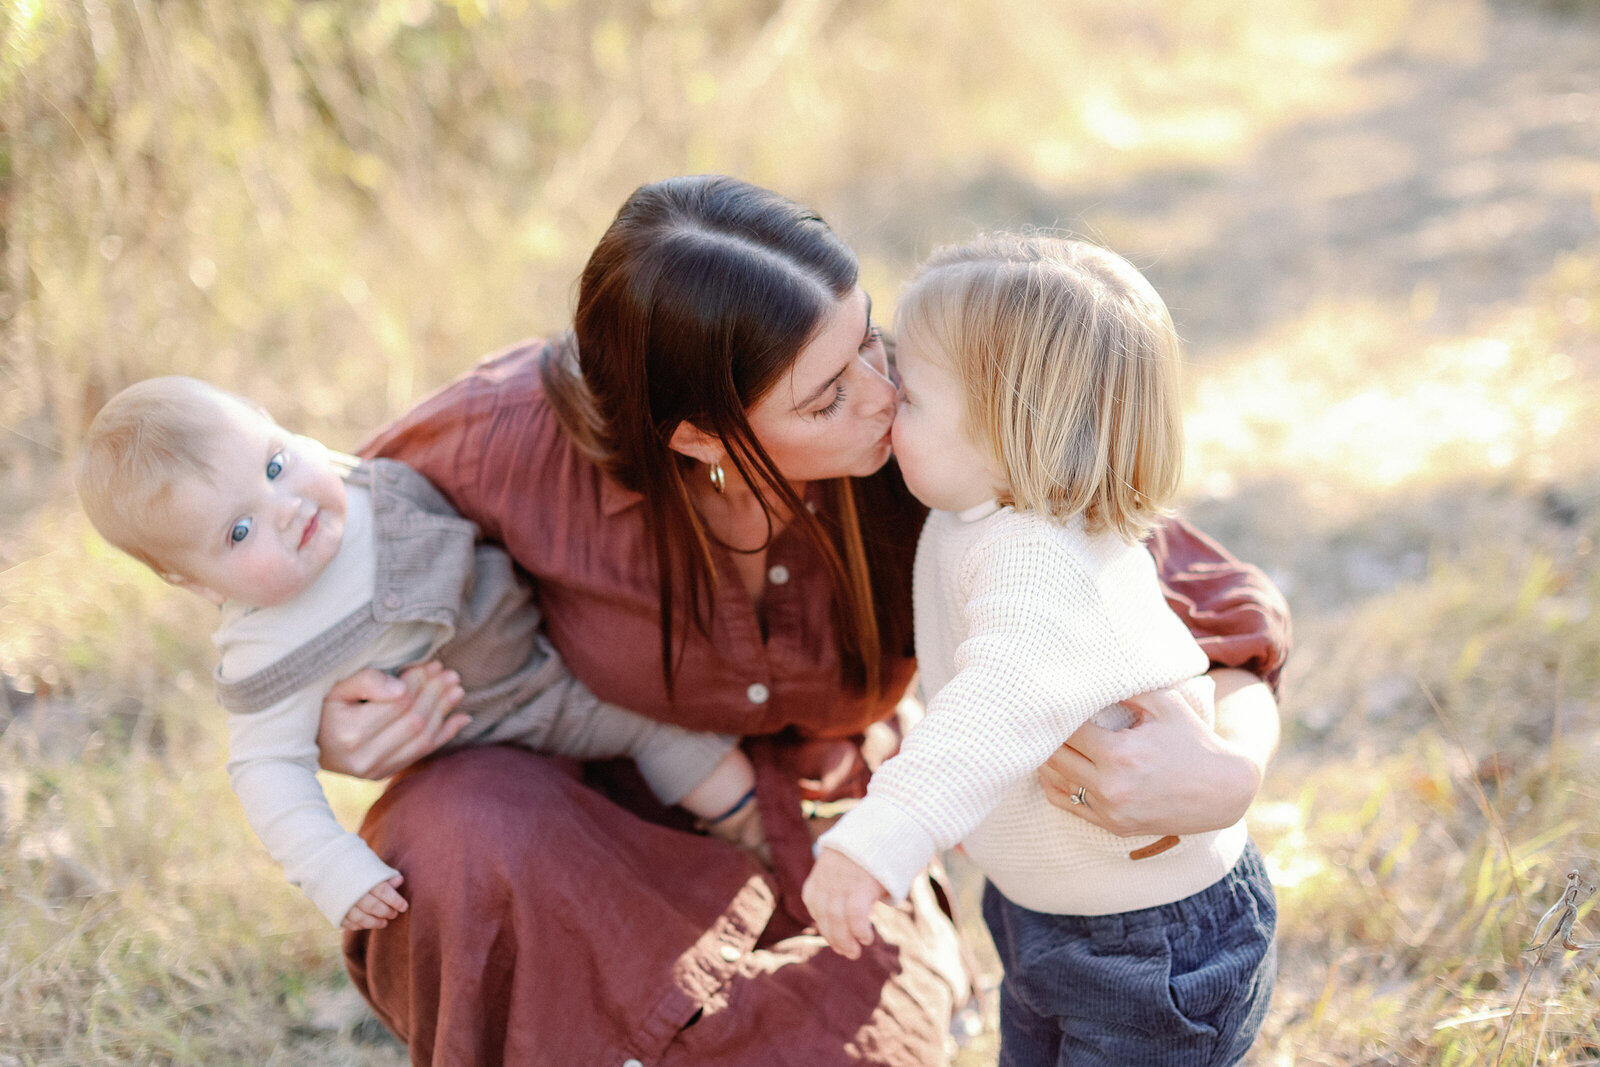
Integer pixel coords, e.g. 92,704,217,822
896,234,1183,541
75,376,249,574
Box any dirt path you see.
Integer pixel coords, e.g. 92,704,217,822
898,1,1600,360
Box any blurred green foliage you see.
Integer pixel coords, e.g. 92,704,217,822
1,0,1414,483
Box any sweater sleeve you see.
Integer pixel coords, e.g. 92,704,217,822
819,524,1196,901
1148,516,1292,691
226,680,400,927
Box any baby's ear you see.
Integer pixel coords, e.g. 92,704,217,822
163,572,226,606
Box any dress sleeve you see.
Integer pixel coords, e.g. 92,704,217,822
356,340,554,551
1148,516,1292,691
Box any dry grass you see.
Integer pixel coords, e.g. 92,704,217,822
4,0,1600,1063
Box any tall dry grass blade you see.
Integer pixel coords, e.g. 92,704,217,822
1417,676,1525,911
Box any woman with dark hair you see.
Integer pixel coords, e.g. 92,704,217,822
316,175,1290,1065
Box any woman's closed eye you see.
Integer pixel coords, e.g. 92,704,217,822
814,382,848,419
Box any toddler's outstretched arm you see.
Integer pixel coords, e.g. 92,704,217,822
802,849,889,959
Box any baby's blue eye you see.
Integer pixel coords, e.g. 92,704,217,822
266,451,285,480
230,519,252,544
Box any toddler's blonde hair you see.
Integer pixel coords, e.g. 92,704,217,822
895,234,1184,541
75,376,249,574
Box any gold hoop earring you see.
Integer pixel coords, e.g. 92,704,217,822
708,460,726,494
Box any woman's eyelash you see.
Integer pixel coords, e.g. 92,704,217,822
812,329,878,418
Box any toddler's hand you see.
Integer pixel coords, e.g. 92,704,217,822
801,849,887,960
341,874,408,931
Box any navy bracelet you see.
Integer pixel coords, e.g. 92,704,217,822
707,786,758,824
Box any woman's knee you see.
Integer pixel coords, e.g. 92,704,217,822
362,746,586,874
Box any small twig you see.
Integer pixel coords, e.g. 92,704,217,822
1527,869,1598,953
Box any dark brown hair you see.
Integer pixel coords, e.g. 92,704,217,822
542,175,905,698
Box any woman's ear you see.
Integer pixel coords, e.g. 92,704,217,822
667,423,723,466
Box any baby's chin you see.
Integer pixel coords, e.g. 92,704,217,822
254,531,347,608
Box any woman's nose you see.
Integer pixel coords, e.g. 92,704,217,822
859,350,897,409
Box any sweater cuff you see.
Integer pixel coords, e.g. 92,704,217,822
815,797,937,904
305,834,402,927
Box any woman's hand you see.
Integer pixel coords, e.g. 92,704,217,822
1038,669,1279,837
802,849,889,960
317,661,468,779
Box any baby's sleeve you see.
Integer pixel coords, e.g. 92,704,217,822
226,686,399,926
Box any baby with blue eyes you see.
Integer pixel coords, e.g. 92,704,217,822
76,376,763,930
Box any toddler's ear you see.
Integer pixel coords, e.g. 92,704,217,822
163,572,226,606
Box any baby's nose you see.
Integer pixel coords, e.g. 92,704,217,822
280,495,311,528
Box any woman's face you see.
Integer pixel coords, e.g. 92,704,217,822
744,287,898,484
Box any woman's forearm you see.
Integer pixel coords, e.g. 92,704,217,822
1210,667,1281,783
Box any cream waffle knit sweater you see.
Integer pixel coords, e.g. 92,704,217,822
818,501,1248,915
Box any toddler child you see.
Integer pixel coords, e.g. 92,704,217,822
77,376,764,930
801,237,1276,1065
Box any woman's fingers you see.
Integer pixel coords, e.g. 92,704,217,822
1043,681,1260,837
318,663,464,778
357,669,466,777
1038,741,1095,802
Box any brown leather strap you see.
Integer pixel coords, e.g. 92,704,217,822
1130,834,1181,860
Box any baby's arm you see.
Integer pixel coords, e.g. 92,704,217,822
226,687,403,928
491,689,765,858
493,690,748,818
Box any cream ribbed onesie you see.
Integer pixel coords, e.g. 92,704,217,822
818,500,1247,915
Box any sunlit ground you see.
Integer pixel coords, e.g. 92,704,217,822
4,0,1600,1063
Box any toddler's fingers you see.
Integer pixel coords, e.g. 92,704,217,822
816,909,862,960
847,898,877,951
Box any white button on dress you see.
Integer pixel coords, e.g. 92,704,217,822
767,564,790,585
746,683,770,705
